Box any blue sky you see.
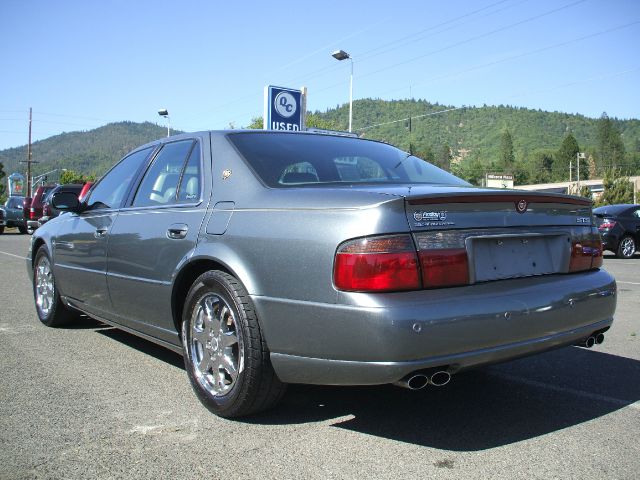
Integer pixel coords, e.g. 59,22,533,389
1,0,639,151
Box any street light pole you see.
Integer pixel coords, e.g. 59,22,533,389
158,109,170,137
332,50,354,132
31,168,67,187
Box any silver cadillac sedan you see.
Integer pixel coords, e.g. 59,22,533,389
27,131,616,417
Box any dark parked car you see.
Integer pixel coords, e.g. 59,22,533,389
27,184,57,233
594,204,640,258
38,184,85,226
28,131,616,418
0,196,27,234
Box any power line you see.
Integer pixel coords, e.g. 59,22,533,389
359,0,589,82
356,0,528,63
185,0,526,122
360,106,467,131
364,20,640,102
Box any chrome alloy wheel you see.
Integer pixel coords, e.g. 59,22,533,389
188,293,244,396
35,255,54,317
621,237,635,257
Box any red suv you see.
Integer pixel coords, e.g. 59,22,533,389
27,184,57,234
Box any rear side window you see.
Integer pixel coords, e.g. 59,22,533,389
177,142,201,202
88,147,154,209
227,132,468,188
133,140,196,207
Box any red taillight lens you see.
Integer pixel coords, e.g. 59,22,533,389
334,235,421,292
30,207,36,220
598,219,616,231
569,228,603,272
419,249,469,288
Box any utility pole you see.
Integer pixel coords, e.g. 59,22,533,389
569,159,572,183
576,152,585,194
19,107,38,197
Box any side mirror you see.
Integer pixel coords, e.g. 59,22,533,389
51,192,82,213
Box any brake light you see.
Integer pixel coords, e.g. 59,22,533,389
419,249,469,288
569,228,603,272
598,219,616,230
334,235,421,292
30,207,36,220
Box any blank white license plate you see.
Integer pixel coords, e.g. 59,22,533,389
471,235,567,282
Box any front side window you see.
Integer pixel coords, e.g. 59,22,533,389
87,147,154,210
133,140,195,207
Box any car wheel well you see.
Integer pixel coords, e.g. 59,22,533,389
171,259,232,333
31,238,46,267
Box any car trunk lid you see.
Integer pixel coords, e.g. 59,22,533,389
400,189,600,285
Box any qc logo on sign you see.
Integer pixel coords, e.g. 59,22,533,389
274,92,297,118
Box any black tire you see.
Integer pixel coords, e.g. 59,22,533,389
0,226,4,235
182,270,286,418
616,235,636,259
18,226,27,234
33,247,77,327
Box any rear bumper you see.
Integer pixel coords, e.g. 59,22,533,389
270,318,612,385
600,232,618,251
253,269,617,385
27,220,39,229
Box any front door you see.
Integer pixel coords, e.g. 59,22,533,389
53,146,155,317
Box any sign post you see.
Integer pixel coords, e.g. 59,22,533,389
264,86,305,131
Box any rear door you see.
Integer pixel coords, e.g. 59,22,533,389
106,135,209,343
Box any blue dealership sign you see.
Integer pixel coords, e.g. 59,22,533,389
264,86,305,131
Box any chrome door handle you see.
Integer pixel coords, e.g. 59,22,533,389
95,228,108,238
167,224,188,239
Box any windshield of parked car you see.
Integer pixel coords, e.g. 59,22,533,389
227,132,469,188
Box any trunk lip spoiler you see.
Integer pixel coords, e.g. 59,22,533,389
407,193,591,207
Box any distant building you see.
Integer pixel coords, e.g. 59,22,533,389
512,176,640,202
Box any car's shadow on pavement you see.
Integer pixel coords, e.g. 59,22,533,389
86,320,639,452
252,347,640,451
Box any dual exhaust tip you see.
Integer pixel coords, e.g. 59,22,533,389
575,332,605,348
397,331,606,390
394,370,451,390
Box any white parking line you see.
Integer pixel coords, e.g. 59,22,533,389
0,250,26,260
617,281,640,286
493,372,640,411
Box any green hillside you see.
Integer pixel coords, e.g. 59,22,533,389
315,99,640,184
2,101,639,188
0,122,175,180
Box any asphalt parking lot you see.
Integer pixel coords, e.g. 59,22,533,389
1,230,638,479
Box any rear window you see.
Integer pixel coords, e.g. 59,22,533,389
227,132,468,188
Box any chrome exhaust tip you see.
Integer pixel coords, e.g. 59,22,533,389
393,373,429,390
407,374,430,390
575,336,596,348
429,371,451,387
595,333,605,344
